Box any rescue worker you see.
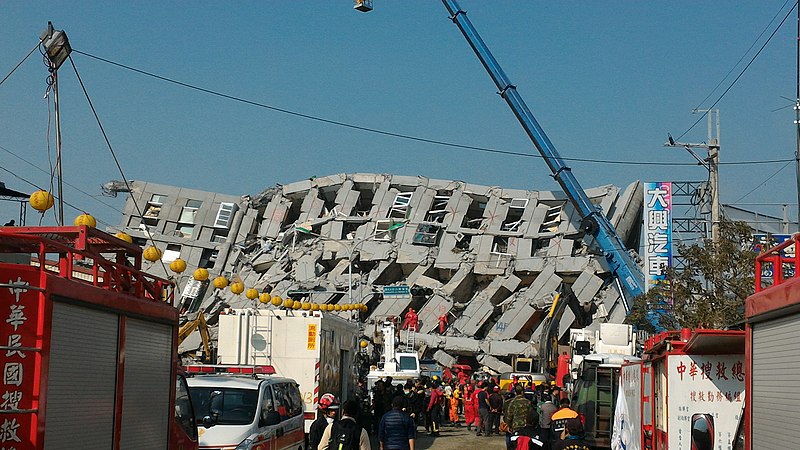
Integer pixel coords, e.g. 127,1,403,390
401,308,418,331
488,385,504,436
552,418,589,450
476,382,490,436
464,383,477,431
310,394,339,450
318,400,372,450
549,398,579,447
510,409,546,450
427,381,443,436
538,394,558,443
505,385,532,435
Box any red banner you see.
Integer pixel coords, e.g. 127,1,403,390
0,268,43,450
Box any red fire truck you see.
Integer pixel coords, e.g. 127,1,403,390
0,226,198,449
615,328,745,450
745,234,800,449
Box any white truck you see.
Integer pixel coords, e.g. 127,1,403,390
569,323,636,380
366,320,421,390
216,308,361,433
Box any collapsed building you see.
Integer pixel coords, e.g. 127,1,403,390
110,173,643,373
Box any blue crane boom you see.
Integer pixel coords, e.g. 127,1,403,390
441,0,645,309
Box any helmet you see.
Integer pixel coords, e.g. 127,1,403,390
318,393,340,410
432,375,440,381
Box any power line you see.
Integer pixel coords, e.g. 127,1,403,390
675,0,797,141
72,49,792,168
733,161,793,204
0,42,40,88
0,143,125,215
693,0,795,111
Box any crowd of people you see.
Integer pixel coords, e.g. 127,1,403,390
312,376,591,450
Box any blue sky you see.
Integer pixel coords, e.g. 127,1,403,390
1,1,798,233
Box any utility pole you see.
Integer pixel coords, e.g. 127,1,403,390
795,3,800,229
665,109,721,243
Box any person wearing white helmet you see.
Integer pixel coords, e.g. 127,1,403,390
310,393,340,450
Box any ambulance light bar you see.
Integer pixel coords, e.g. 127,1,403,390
184,364,276,375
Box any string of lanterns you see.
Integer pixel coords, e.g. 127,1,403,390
27,190,368,314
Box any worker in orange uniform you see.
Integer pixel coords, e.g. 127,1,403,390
437,314,448,334
449,390,460,426
401,308,418,331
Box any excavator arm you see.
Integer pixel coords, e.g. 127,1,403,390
178,309,212,360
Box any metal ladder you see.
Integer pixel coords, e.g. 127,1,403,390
250,312,273,365
403,324,416,352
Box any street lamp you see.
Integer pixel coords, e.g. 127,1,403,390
40,22,72,225
295,222,405,315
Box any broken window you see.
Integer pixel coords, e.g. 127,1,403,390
501,198,527,232
425,194,451,223
389,192,413,219
143,194,165,219
412,223,440,246
453,232,472,252
539,203,564,233
214,202,238,228
211,228,229,243
175,224,195,238
199,248,219,269
162,244,181,263
530,239,550,257
374,219,401,241
354,183,376,217
461,196,487,230
179,199,202,224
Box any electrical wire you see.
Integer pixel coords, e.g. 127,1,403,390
732,161,793,204
693,0,794,111
0,164,115,229
68,56,174,283
675,0,798,141
0,143,126,215
0,42,40,88
71,50,793,168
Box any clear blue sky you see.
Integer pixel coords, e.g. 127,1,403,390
1,1,798,233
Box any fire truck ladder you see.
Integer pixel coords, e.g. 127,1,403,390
402,324,416,352
250,312,273,365
594,366,616,444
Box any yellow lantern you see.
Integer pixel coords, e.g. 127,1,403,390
246,288,259,300
169,258,187,274
29,190,54,212
361,304,369,312
334,304,342,311
292,300,302,310
259,293,271,304
230,282,245,295
114,232,133,244
360,340,369,348
311,303,320,311
73,213,97,228
213,276,229,289
193,268,210,281
283,298,294,308
271,295,283,307
143,246,162,262
302,302,311,310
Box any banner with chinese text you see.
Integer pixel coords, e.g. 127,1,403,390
643,182,672,292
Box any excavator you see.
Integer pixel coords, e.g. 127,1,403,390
178,308,213,362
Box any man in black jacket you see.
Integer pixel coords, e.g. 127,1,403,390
379,396,416,450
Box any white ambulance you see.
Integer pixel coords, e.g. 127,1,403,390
186,365,305,450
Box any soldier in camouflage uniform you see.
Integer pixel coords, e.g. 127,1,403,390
505,384,532,433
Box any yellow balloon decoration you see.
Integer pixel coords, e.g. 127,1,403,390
311,303,320,311
259,293,271,304
283,298,294,308
334,304,342,311
360,340,369,348
213,276,229,289
193,268,210,281
302,302,311,310
246,288,259,300
114,232,133,244
143,246,162,262
169,258,187,274
292,300,302,310
271,295,283,307
29,190,54,212
230,282,245,295
74,213,97,228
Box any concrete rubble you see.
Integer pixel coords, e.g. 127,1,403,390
191,173,642,373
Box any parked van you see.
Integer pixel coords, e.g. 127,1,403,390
186,366,305,450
